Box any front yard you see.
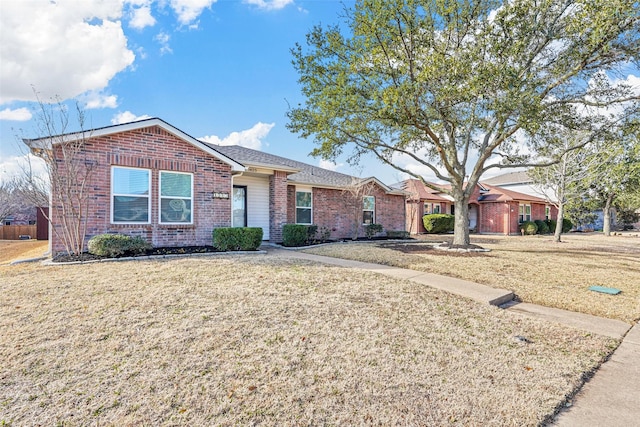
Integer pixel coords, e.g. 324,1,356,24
0,252,617,426
304,233,640,323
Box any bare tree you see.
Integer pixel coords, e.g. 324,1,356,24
0,181,16,224
21,94,96,255
341,177,378,240
530,134,603,242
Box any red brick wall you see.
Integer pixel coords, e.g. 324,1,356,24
269,170,289,242
478,201,556,235
406,200,424,234
287,185,406,240
286,185,296,224
531,203,547,221
50,125,233,255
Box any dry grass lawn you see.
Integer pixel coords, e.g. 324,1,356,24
0,253,617,426
303,233,640,323
0,240,48,265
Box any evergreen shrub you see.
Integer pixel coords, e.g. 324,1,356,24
88,234,152,257
422,214,455,233
213,227,263,251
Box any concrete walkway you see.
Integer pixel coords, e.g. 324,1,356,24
270,247,638,426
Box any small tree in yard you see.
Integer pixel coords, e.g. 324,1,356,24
341,177,378,240
586,118,640,236
21,95,96,255
288,0,640,247
529,133,603,242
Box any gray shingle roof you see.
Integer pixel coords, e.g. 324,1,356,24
482,170,532,186
206,143,382,189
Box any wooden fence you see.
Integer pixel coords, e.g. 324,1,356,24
0,225,38,240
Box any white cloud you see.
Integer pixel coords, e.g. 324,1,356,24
170,0,217,26
155,32,173,55
111,111,152,125
200,122,275,150
82,91,118,109
0,153,47,182
0,107,32,121
243,0,295,11
128,1,156,30
0,0,135,105
318,159,342,171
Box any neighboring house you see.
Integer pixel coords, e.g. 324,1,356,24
484,170,615,231
482,170,557,202
25,118,406,255
397,179,557,235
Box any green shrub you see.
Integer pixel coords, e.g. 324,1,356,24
423,214,455,234
282,224,310,247
386,230,410,239
213,227,263,251
520,221,538,235
562,218,573,233
315,226,332,242
534,220,549,234
365,223,383,239
546,219,557,233
306,225,318,242
281,224,330,246
87,234,152,257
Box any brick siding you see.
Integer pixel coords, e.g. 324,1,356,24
269,170,289,242
288,185,406,241
50,125,232,255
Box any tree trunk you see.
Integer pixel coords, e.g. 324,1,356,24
453,199,470,246
602,194,614,236
554,202,564,243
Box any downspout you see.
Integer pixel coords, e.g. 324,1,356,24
507,202,510,236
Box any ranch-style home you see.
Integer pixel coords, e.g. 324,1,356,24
397,179,557,235
25,118,407,255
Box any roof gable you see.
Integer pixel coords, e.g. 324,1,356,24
24,118,245,172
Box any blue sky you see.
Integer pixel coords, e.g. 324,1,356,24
1,1,638,187
0,0,409,184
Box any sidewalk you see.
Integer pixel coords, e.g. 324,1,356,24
270,247,637,425
552,323,639,426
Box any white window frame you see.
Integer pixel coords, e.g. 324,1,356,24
295,189,313,224
111,166,151,224
363,195,375,225
519,204,531,222
545,205,551,220
159,170,194,225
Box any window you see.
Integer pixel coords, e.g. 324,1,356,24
296,190,312,224
519,204,531,223
232,186,247,227
112,167,150,223
363,196,375,224
160,171,193,224
545,205,551,220
424,203,441,214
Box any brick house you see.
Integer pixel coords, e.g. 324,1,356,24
397,179,557,235
25,118,406,255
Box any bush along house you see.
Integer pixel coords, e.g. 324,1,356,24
25,118,407,256
397,179,557,235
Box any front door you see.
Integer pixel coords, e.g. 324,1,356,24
468,204,478,232
232,186,247,227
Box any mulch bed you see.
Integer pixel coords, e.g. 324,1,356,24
379,241,489,256
52,245,223,263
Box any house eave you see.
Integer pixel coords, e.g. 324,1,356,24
24,118,246,173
